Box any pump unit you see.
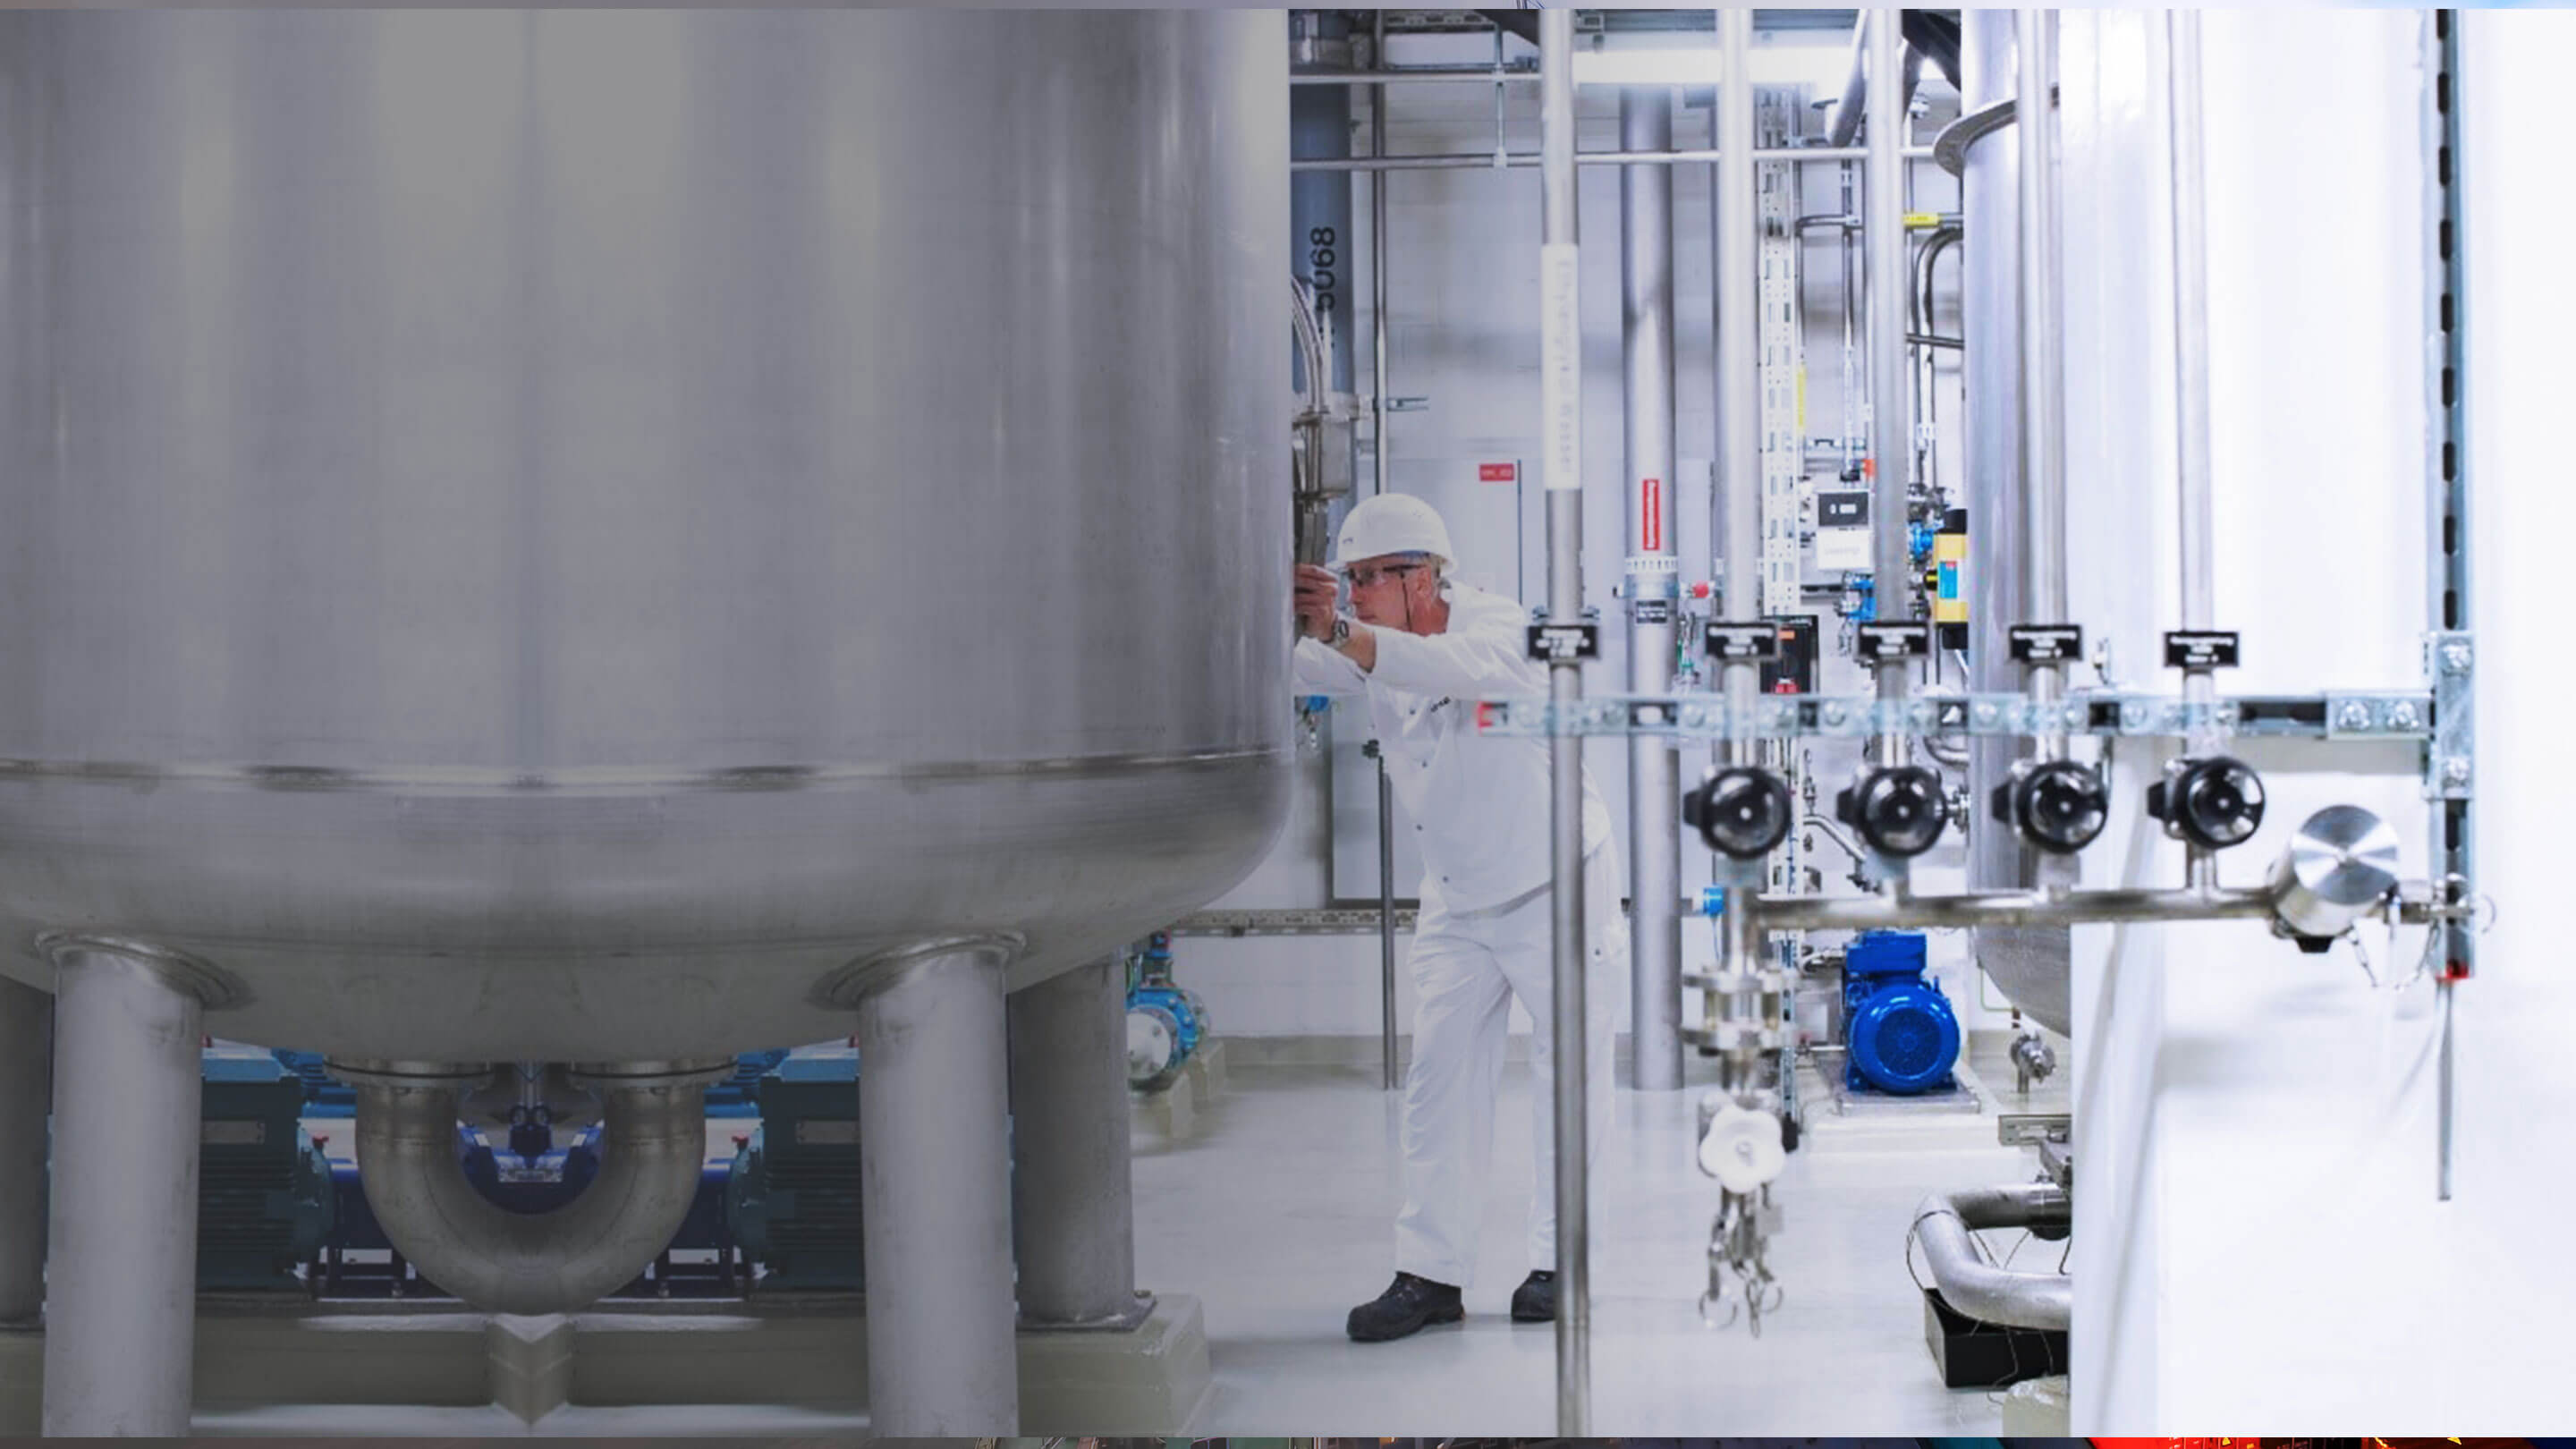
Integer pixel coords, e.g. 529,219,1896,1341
1126,932,1212,1093
724,1046,864,1292
198,1048,335,1291
1841,931,1962,1096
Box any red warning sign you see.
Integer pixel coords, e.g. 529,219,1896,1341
1479,462,1516,483
1641,477,1664,551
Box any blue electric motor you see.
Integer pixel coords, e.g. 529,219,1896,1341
1842,930,1961,1096
725,1045,864,1292
199,1047,337,1290
1125,931,1209,1092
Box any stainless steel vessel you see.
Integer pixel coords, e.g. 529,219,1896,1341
0,11,1292,1063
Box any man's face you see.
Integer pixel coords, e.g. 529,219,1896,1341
1343,553,1435,631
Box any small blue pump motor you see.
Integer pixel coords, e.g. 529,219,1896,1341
1842,930,1961,1096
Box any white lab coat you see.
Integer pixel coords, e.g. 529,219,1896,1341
1293,581,1623,1286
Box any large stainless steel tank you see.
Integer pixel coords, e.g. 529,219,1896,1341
0,11,1292,1063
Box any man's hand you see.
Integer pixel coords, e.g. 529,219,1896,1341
1293,563,1342,640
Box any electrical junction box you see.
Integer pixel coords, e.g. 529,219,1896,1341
1815,488,1872,571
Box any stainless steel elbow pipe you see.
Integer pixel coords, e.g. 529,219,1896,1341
1911,1182,2072,1332
349,1062,727,1316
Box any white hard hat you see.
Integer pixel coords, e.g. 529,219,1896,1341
1331,493,1454,572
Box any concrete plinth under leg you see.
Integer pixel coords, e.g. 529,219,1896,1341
0,1293,1216,1436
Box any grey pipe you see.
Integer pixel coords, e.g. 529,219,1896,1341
0,976,47,1326
1911,1182,2072,1332
1373,11,1399,1092
1291,66,1538,87
1716,13,1761,627
354,1068,714,1317
1868,9,1916,736
1010,957,1145,1328
2015,11,2072,774
1292,145,1936,174
41,945,211,1436
1750,881,2281,932
1715,8,1764,1101
1827,13,1871,148
2168,11,2223,755
1623,87,1683,1094
1960,10,2071,1036
2016,11,2068,631
856,943,1019,1435
1539,13,1590,1435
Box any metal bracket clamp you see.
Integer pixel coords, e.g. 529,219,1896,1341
2427,631,2473,800
1527,608,1601,662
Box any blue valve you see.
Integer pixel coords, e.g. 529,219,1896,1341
1698,886,1728,918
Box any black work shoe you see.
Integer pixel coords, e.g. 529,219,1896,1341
1510,1269,1556,1323
1345,1271,1464,1342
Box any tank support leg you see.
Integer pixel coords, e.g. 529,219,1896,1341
1009,956,1147,1329
853,941,1018,1435
41,945,210,1436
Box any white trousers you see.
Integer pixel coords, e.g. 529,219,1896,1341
1392,843,1623,1288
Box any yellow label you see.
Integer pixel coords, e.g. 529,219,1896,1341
1904,211,1943,229
1795,366,1807,432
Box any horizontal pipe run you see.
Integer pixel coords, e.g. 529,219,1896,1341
1293,145,1936,174
1747,884,2280,931
1292,67,1538,85
1912,1183,2072,1333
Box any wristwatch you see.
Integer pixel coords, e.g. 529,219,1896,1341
1329,614,1353,648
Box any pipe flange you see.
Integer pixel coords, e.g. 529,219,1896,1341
325,1059,496,1091
35,933,247,1010
1933,95,2017,176
809,932,1025,1010
563,1058,741,1092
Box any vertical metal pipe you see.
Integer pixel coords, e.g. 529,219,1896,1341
1717,12,1762,631
1867,9,1916,724
1371,10,1393,503
1538,10,1589,1436
855,945,1018,1435
2016,10,2071,775
1372,8,1400,1095
41,950,205,1436
2168,13,2215,645
1623,88,1682,1093
1008,957,1142,1328
1962,10,2071,1032
1716,10,1767,1103
1292,16,1357,399
0,977,47,1326
2423,7,2470,1203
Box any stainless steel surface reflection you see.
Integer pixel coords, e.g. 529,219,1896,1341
0,11,1292,1060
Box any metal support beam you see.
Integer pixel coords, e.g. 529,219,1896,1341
2422,7,2472,1201
0,976,46,1326
1622,87,1682,1093
1008,957,1147,1330
1537,11,1590,1436
1292,145,1937,174
41,946,210,1436
853,942,1018,1436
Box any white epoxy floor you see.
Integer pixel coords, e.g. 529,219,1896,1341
1131,1055,2049,1436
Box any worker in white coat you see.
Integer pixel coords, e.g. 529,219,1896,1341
1291,493,1621,1343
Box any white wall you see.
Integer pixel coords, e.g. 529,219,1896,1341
2066,8,2576,1428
